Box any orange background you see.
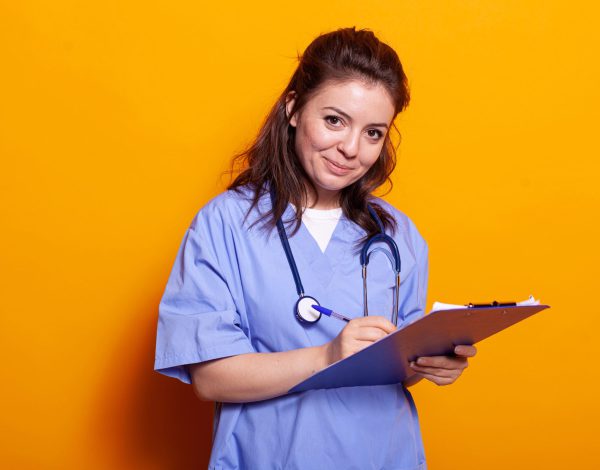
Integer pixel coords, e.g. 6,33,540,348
2,1,599,468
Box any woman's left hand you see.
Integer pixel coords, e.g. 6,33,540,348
409,345,477,386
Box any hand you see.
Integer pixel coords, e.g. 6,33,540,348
324,316,396,365
409,345,477,386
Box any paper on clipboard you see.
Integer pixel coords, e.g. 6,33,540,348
431,295,541,312
289,297,549,394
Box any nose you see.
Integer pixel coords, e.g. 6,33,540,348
337,129,360,159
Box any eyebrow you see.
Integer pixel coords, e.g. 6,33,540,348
322,106,389,129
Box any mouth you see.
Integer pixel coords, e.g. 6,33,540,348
322,156,355,177
322,157,354,171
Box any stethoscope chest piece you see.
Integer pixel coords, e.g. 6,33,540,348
295,296,321,324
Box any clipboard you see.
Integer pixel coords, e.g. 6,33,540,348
289,304,550,393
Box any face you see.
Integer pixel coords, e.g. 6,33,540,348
286,79,396,208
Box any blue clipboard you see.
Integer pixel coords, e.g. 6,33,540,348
289,304,550,393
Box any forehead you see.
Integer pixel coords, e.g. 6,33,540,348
306,79,396,123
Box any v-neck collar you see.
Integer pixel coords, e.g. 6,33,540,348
283,203,363,290
258,190,369,346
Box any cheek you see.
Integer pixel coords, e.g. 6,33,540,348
359,147,383,169
301,121,338,151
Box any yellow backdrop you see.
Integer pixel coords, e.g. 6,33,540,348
2,1,599,468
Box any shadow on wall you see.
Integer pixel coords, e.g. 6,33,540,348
92,295,214,469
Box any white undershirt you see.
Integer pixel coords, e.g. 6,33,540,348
299,206,343,253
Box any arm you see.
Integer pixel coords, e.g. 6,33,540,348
399,217,478,387
402,374,424,388
190,345,328,403
190,315,397,403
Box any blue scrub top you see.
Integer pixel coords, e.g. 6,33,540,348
154,185,429,470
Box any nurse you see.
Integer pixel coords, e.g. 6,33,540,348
154,27,476,469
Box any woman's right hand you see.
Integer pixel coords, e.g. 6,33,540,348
324,316,397,365
189,316,396,403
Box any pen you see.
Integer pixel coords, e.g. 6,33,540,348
467,300,517,308
311,305,352,322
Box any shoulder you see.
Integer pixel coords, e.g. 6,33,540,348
371,196,428,255
189,184,265,232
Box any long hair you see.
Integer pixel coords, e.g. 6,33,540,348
228,27,410,244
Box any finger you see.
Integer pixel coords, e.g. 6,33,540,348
414,371,455,386
409,363,461,378
454,344,477,357
414,356,468,370
351,315,396,334
353,326,390,342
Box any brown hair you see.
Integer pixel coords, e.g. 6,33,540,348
228,26,410,244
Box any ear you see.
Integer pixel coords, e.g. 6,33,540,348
285,91,298,127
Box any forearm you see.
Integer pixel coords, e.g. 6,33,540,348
189,344,329,403
402,373,423,388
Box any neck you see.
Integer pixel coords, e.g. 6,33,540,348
306,187,341,210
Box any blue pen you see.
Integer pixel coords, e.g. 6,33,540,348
312,305,352,322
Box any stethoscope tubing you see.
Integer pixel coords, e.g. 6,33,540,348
269,185,402,326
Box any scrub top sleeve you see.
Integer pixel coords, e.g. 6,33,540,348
400,220,430,325
415,236,429,317
154,216,255,384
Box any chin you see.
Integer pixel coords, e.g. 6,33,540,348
315,177,353,193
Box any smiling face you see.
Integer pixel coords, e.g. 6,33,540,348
286,79,396,209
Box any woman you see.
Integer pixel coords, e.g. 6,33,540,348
154,27,476,469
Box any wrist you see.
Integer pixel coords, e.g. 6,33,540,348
316,343,332,371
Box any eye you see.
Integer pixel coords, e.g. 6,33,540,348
324,115,343,126
367,129,384,140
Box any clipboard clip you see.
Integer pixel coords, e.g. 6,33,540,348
467,300,517,308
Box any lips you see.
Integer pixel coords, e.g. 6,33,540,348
328,161,351,170
323,157,354,171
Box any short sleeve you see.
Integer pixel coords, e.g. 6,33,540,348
413,233,429,317
394,214,430,327
153,206,255,384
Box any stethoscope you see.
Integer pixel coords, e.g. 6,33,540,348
270,186,403,327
